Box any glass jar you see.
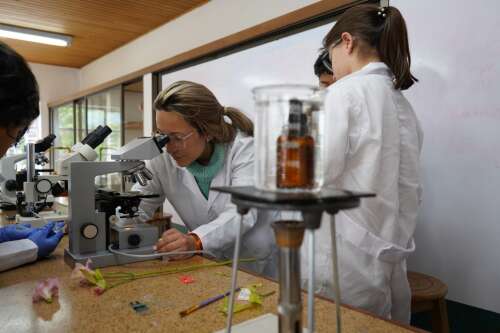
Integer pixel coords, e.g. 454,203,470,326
253,84,325,192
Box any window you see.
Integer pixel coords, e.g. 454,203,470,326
86,86,122,190
75,98,87,142
123,79,144,144
51,103,75,163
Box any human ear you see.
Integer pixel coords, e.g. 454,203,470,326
341,32,355,54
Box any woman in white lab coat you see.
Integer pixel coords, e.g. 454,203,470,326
302,5,423,323
134,81,277,277
0,41,64,271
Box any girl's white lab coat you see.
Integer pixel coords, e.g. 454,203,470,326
301,62,423,323
134,133,278,277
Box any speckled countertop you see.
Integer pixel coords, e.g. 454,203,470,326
0,212,425,332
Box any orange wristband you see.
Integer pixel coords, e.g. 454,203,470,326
189,233,203,251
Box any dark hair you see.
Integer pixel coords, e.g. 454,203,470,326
323,4,417,90
313,49,333,77
154,81,253,143
0,42,39,130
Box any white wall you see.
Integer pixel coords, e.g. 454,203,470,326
161,23,330,119
79,0,320,90
143,73,154,137
29,63,80,139
393,0,500,313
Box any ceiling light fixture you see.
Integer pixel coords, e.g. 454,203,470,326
0,24,72,47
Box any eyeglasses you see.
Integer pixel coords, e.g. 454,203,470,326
328,38,342,53
156,131,194,150
7,125,29,147
320,51,333,73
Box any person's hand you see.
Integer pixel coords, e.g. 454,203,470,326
154,228,195,260
0,223,35,242
28,222,64,259
52,221,66,233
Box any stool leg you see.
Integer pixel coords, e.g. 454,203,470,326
431,298,449,333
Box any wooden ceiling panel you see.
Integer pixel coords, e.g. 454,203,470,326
0,0,208,68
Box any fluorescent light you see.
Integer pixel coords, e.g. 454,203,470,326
0,24,72,47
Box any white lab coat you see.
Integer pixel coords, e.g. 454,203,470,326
0,239,38,271
133,133,278,277
301,62,423,323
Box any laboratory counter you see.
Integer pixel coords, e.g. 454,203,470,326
0,218,426,332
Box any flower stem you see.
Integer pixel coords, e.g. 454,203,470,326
98,258,257,292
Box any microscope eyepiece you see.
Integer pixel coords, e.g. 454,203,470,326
34,134,56,153
85,125,112,149
154,134,169,149
81,125,102,145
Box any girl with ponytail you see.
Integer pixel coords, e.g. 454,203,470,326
133,80,277,277
309,4,423,322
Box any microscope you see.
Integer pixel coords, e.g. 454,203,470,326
0,134,56,210
64,134,170,268
15,126,112,227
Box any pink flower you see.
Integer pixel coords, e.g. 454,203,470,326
33,278,60,303
93,286,106,296
70,259,93,286
70,259,108,295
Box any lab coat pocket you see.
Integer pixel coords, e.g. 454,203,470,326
336,212,414,264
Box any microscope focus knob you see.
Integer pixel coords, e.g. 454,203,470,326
5,179,17,192
81,224,98,239
35,179,52,193
128,234,141,247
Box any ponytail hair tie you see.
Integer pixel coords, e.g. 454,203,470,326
377,6,387,19
222,106,232,124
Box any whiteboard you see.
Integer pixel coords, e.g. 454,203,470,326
163,0,500,314
394,0,500,313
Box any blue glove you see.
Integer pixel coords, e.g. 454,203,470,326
28,222,64,258
0,223,35,243
52,221,66,233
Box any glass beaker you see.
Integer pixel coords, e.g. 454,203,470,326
252,84,325,192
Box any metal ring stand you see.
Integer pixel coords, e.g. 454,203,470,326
213,186,374,333
306,228,315,333
226,209,248,332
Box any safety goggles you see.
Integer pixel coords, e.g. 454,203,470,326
320,51,333,73
156,130,194,150
328,38,343,54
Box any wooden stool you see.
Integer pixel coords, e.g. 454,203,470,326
408,271,450,333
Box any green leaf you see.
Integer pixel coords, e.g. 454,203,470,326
81,269,97,285
95,269,107,289
95,269,103,281
249,290,263,305
96,278,107,290
219,283,265,315
220,296,257,315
